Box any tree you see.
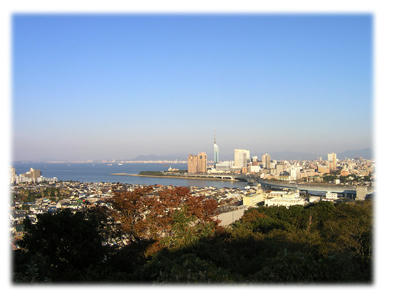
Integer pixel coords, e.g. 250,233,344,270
14,208,108,282
109,186,219,252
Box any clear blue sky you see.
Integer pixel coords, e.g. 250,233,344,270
12,14,372,161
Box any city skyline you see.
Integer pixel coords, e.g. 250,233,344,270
13,15,372,161
11,146,373,163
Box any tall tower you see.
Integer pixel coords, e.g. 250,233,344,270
213,132,220,166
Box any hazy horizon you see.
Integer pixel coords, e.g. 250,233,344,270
13,14,372,161
11,147,373,163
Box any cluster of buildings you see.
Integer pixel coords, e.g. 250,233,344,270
10,168,372,249
243,186,307,208
10,180,132,247
10,167,58,184
241,183,370,209
10,135,374,245
187,136,374,185
241,184,337,208
10,180,249,247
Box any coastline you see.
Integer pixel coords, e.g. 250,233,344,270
111,173,238,182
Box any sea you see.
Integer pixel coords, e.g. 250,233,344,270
12,162,248,189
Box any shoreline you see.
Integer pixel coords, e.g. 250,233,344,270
111,173,238,182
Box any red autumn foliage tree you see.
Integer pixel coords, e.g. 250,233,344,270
109,186,219,243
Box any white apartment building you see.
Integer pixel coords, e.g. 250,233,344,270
249,165,261,173
243,189,307,208
290,166,301,180
325,191,338,201
309,196,321,203
234,149,250,168
264,190,306,208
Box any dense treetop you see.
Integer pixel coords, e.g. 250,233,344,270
13,186,372,283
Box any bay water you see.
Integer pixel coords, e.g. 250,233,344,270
12,162,248,189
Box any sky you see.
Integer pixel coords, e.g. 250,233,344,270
12,14,372,161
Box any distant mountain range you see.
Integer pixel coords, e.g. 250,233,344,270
336,148,373,160
131,148,373,162
266,152,321,161
131,154,188,161
257,148,373,161
257,148,372,161
15,148,372,164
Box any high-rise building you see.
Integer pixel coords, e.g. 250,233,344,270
213,134,220,165
30,168,41,182
188,154,198,174
197,152,207,173
10,167,16,184
187,152,207,174
24,168,41,183
234,149,250,168
262,153,271,169
327,153,337,171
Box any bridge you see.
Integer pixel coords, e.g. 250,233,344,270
188,173,239,180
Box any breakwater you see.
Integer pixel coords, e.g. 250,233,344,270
111,173,237,182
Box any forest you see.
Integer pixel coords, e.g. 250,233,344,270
13,186,372,283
